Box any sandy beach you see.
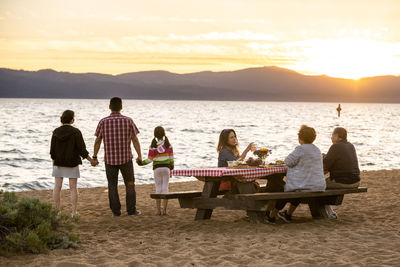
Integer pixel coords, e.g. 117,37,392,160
1,169,400,266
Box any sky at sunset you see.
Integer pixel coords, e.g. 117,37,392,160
0,0,399,79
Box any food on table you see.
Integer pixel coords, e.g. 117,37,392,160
246,157,263,166
268,160,285,166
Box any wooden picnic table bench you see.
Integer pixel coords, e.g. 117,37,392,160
150,191,203,199
234,187,367,221
150,167,367,223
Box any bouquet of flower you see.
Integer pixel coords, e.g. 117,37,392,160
254,148,271,160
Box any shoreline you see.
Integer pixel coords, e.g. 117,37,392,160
1,169,400,266
2,169,398,193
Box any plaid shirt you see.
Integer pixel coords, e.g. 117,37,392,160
95,112,140,165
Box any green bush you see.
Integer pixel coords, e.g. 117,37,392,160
0,191,79,254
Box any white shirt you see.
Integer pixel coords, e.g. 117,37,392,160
284,144,326,192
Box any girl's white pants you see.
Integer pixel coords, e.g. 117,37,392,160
154,167,170,194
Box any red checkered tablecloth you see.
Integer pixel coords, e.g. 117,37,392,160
171,166,287,182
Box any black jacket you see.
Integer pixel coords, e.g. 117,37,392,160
323,140,360,184
50,125,89,167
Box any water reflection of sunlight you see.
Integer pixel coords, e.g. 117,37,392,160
1,99,399,191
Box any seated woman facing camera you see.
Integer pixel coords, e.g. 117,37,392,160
266,125,326,224
217,129,254,191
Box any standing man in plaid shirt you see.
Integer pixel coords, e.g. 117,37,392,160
92,97,142,216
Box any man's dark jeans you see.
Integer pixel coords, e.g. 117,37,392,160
105,160,137,215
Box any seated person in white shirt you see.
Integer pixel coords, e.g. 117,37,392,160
266,125,326,224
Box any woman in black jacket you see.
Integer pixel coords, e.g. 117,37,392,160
50,110,95,217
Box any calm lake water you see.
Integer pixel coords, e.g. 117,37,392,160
1,98,399,191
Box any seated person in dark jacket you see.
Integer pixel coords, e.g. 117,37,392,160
323,127,360,189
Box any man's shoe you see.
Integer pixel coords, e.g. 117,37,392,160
265,213,276,224
324,205,338,219
128,210,141,216
278,210,292,223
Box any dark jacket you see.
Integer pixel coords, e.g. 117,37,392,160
323,140,360,184
50,125,89,167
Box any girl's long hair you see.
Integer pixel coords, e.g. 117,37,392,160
151,126,171,148
217,129,240,157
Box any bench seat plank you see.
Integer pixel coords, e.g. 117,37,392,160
150,191,202,199
234,187,367,201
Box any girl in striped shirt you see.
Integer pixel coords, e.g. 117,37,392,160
138,126,174,215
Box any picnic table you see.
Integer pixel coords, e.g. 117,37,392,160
156,167,287,223
151,167,367,223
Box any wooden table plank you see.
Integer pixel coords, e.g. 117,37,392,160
150,191,202,199
234,187,367,200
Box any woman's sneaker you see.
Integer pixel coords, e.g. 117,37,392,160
265,212,276,224
278,210,292,223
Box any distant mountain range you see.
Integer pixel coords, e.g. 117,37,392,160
0,66,399,102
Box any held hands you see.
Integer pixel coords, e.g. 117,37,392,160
136,157,143,166
90,158,99,167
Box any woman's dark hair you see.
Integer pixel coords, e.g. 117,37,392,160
60,110,74,124
151,126,171,148
109,97,122,111
333,127,347,141
217,129,240,157
298,125,316,144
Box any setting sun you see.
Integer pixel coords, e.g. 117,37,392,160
1,2,400,265
292,38,400,79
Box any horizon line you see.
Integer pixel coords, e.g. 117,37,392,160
1,65,399,80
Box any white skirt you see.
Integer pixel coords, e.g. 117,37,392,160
52,165,80,178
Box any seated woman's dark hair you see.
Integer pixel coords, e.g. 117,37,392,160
151,126,171,148
109,97,122,111
298,125,316,144
60,110,74,124
217,129,240,157
333,127,347,141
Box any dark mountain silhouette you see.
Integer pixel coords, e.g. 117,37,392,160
0,66,399,102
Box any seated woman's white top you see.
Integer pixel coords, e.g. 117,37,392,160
284,144,326,192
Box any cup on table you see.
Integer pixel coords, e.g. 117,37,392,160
227,161,239,167
250,143,257,152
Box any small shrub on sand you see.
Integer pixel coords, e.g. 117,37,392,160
0,191,79,254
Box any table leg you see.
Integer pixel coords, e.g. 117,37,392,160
308,198,329,218
265,173,285,192
236,182,265,223
195,180,221,220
